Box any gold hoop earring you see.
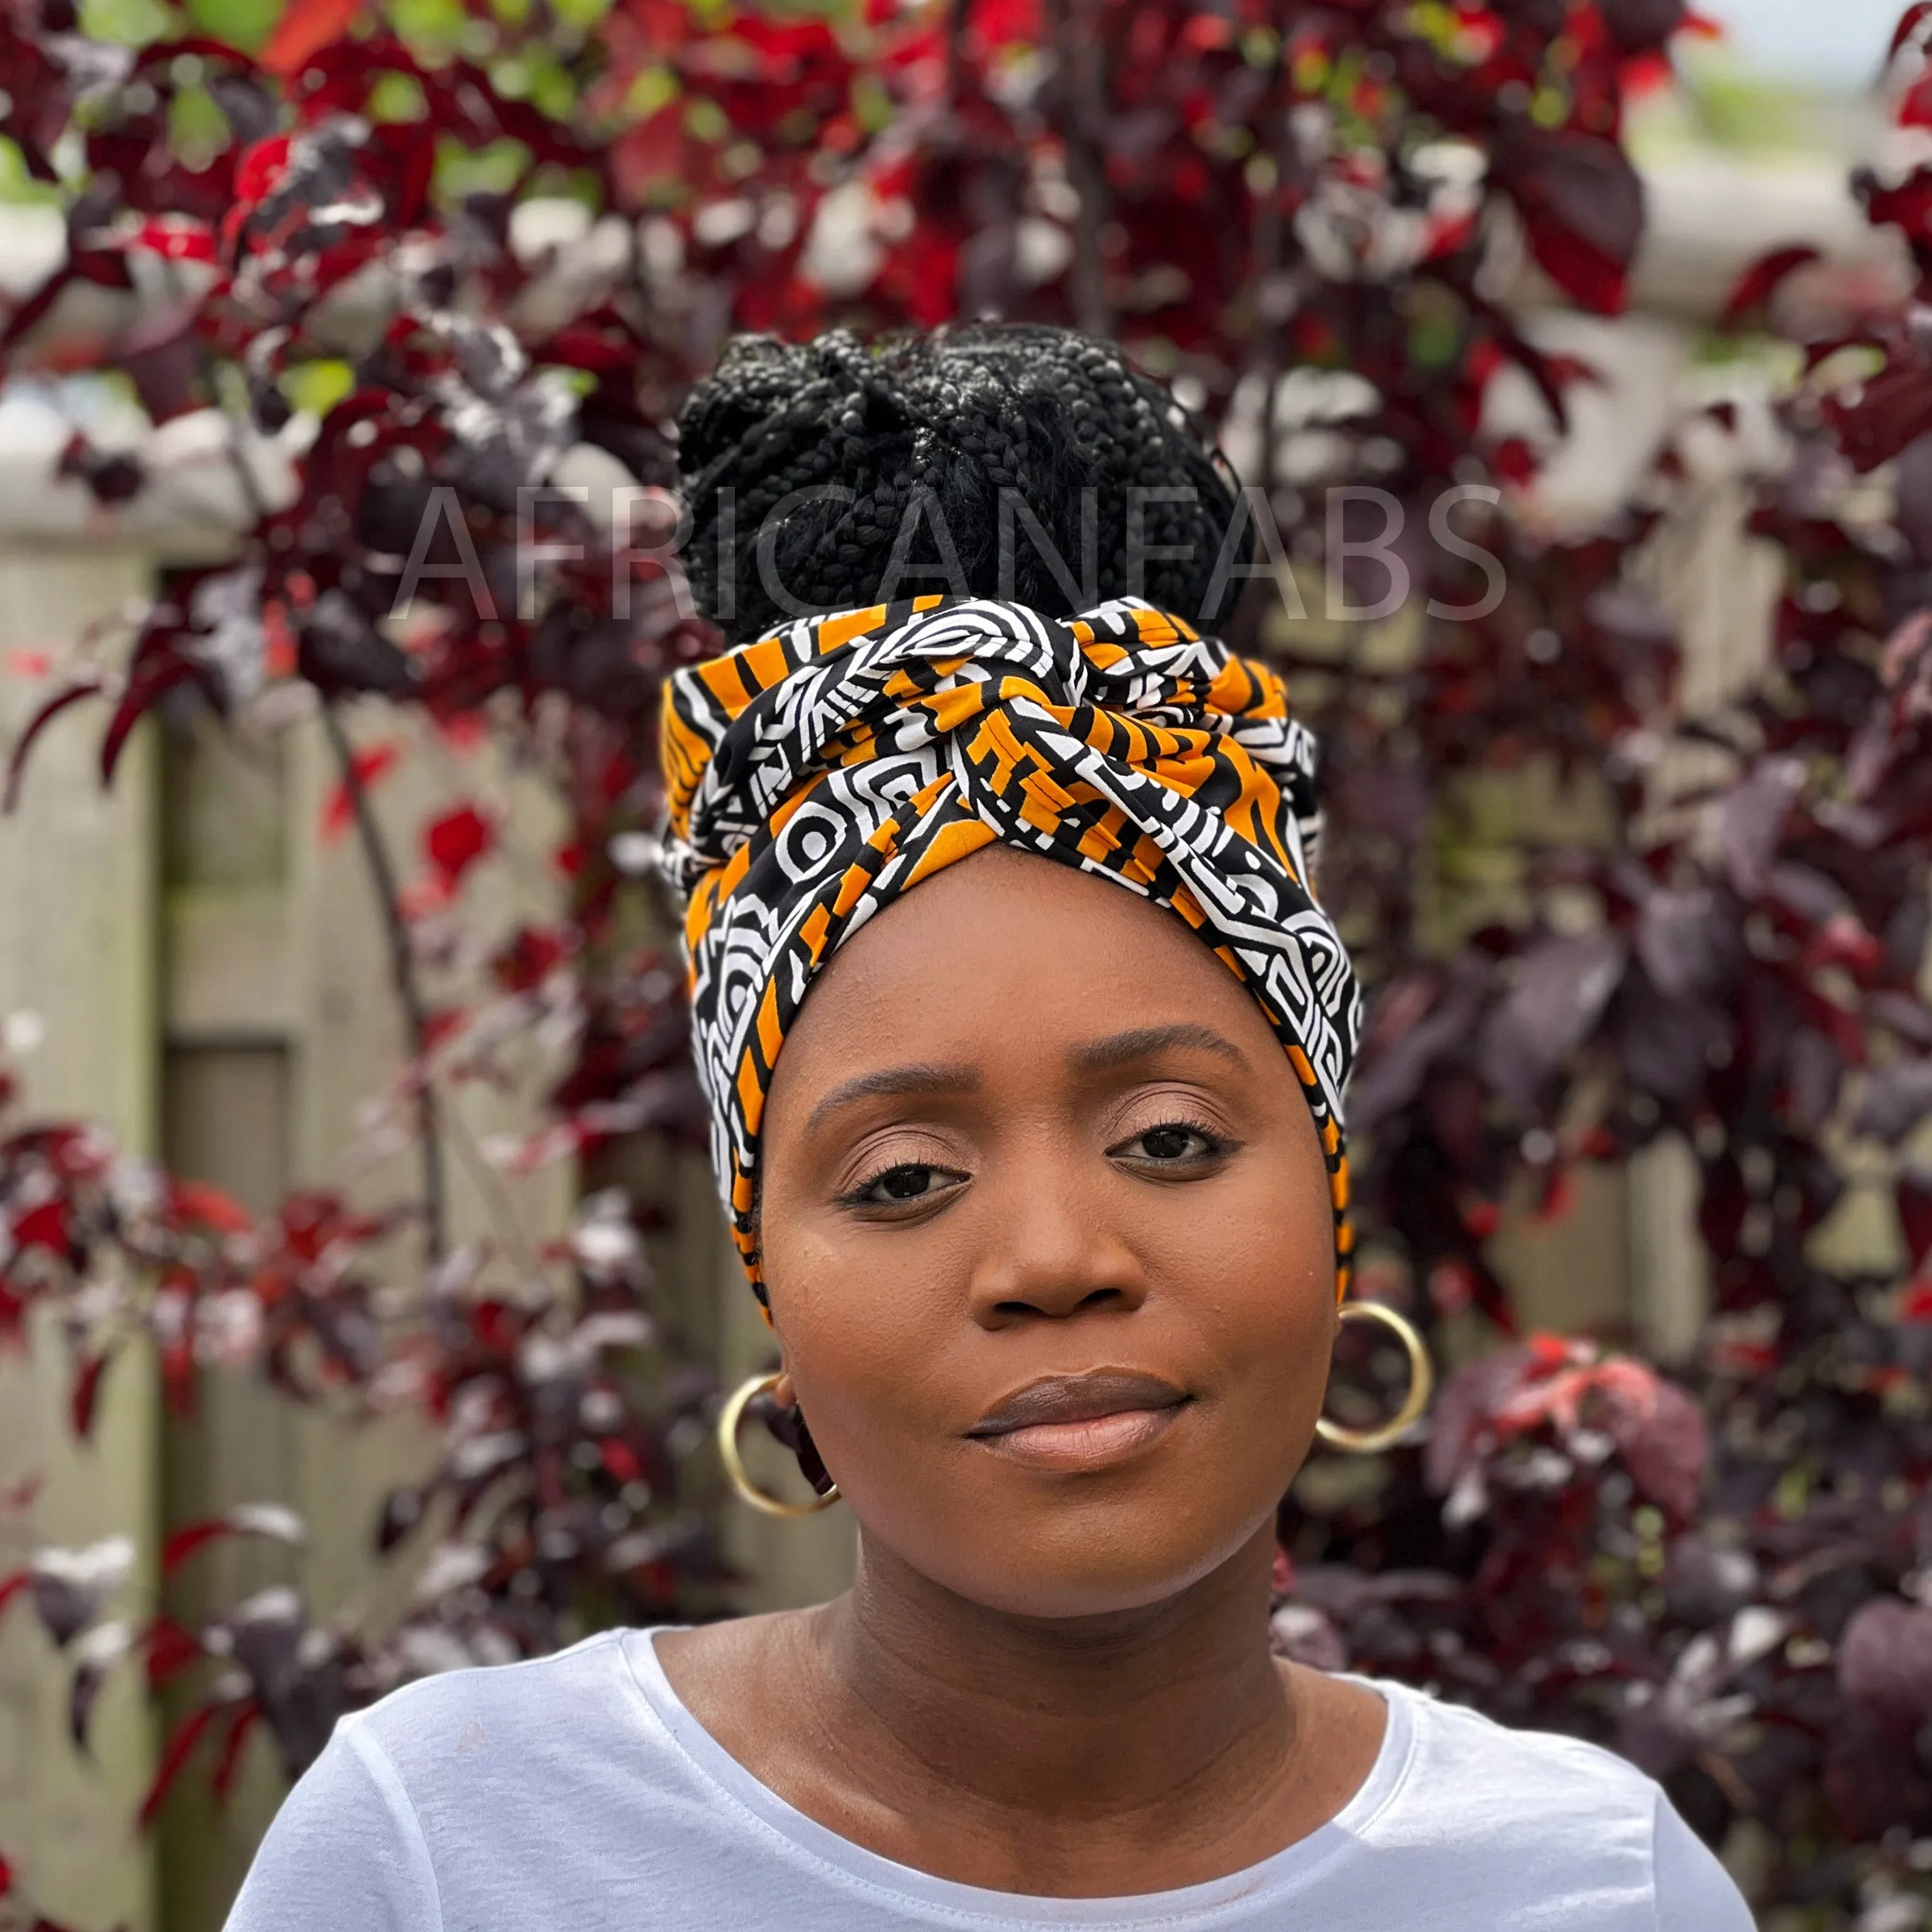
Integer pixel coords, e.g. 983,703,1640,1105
1315,1302,1434,1456
717,1372,842,1518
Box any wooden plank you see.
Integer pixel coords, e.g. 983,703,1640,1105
0,549,160,1932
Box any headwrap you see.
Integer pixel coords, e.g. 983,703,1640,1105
659,594,1363,1312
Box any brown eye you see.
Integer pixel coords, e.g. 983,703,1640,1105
1110,1121,1232,1166
844,1162,968,1209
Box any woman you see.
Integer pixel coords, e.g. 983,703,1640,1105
227,326,1753,1930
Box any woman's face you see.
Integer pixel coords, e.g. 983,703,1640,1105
757,848,1338,1618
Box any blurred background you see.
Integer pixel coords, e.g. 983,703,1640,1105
0,1,1928,1928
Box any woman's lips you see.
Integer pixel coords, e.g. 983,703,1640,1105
967,1369,1190,1471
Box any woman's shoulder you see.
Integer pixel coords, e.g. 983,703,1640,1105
342,1624,661,1779
1362,1675,1672,1832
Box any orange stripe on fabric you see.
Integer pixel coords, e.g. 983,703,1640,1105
717,839,753,904
697,653,756,716
917,685,987,732
1150,753,1217,798
1169,882,1207,928
909,773,956,815
1124,834,1165,886
905,815,997,887
1287,1044,1317,1087
1077,805,1128,862
756,978,783,1072
739,634,795,693
683,872,717,948
832,861,872,917
736,1054,765,1137
968,711,1026,794
1019,769,1073,836
659,695,710,837
1206,655,1258,717
818,604,889,651
799,902,833,965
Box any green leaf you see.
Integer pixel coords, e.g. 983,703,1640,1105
392,0,468,49
369,71,428,122
78,0,171,46
283,359,355,418
185,0,280,51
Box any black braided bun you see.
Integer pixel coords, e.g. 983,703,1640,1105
675,323,1248,643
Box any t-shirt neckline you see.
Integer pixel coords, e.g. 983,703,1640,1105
618,1622,1419,1929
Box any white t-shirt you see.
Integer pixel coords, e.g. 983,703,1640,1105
224,1624,1754,1931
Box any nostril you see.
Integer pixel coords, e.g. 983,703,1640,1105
992,1286,1124,1320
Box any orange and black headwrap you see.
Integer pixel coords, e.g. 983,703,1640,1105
658,594,1363,1313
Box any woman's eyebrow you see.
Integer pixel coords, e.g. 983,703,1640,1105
804,1063,981,1134
1067,1024,1250,1073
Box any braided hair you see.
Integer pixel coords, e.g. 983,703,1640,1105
675,323,1248,643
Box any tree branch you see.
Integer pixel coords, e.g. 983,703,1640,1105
1046,0,1111,337
318,704,448,1266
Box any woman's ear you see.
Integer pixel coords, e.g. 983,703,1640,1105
770,1369,798,1409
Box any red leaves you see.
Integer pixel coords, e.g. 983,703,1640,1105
1893,1,1932,61
423,803,495,891
320,740,400,842
12,1198,72,1257
1499,131,1645,315
1900,1170,1932,1271
3,679,104,812
1598,0,1687,51
257,0,363,78
140,1703,223,1832
69,1350,111,1440
161,1504,304,1578
1840,1598,1932,1737
492,924,571,994
1427,1338,1709,1526
1722,246,1821,329
212,1700,262,1801
171,1180,253,1235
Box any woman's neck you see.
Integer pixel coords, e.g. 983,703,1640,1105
814,1522,1291,1826
655,1519,1386,1896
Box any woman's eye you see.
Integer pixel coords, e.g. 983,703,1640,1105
850,1163,959,1206
1117,1124,1224,1164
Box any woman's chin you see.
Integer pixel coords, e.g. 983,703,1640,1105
865,1472,1277,1621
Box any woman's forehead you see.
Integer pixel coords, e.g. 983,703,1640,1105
770,848,1282,1085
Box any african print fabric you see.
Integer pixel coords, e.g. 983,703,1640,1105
658,594,1363,1309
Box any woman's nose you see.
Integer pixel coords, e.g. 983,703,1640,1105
963,1154,1149,1326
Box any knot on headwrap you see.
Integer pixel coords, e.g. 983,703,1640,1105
658,594,1363,1308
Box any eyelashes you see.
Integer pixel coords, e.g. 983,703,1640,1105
836,1112,1240,1212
